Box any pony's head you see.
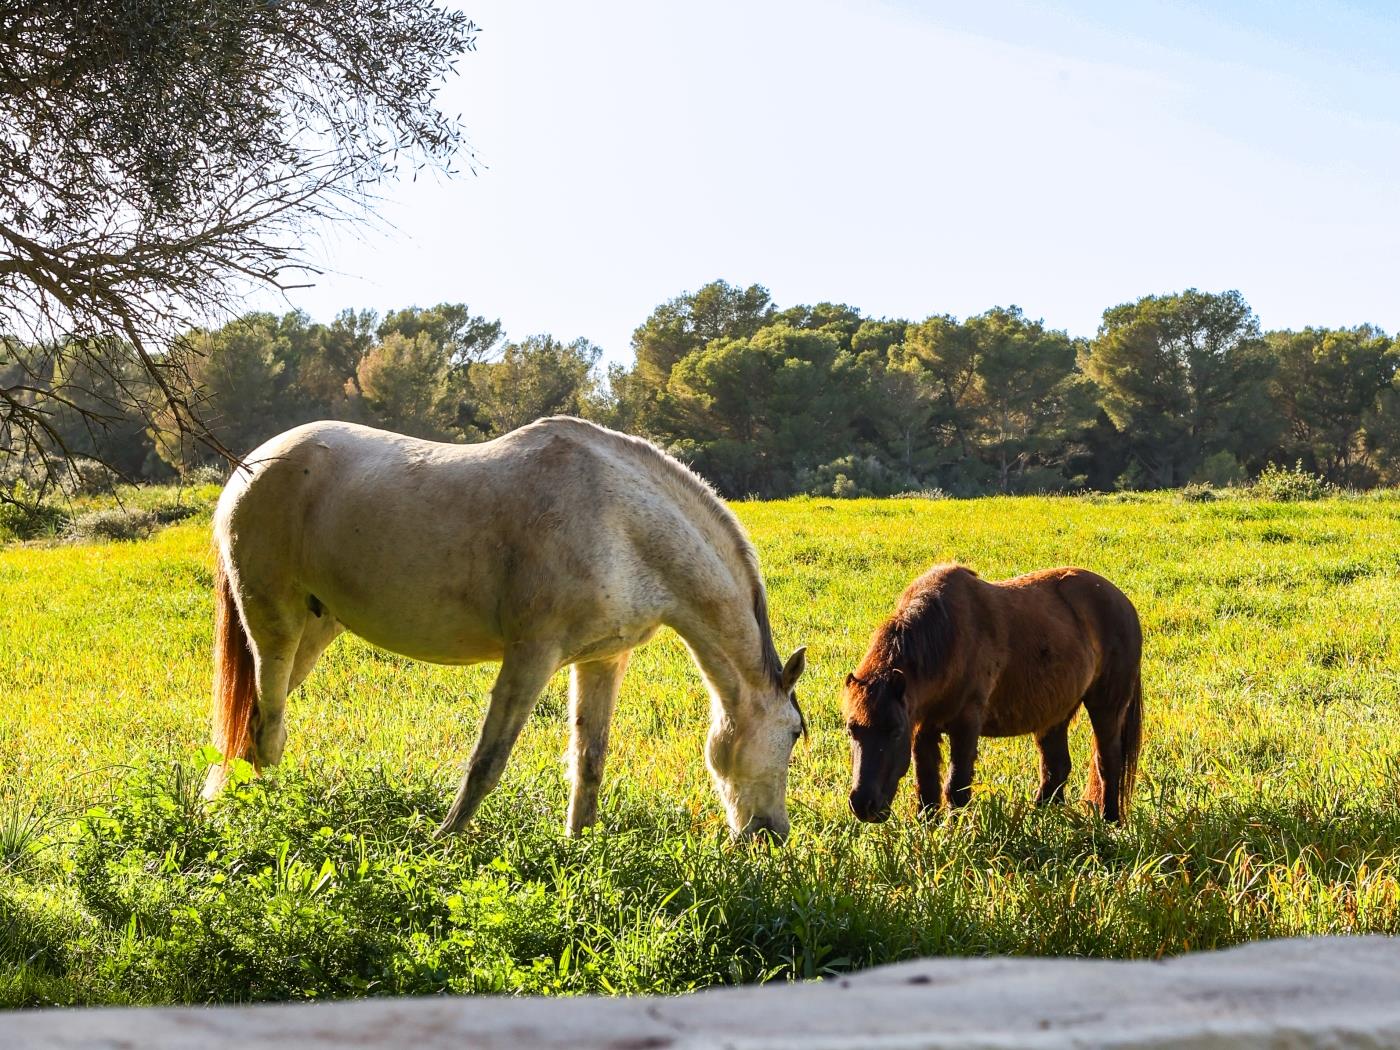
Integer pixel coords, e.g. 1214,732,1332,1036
705,646,808,841
842,583,956,822
842,669,911,822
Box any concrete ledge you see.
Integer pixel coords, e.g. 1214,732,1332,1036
8,936,1400,1048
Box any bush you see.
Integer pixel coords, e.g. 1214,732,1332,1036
181,464,226,487
64,508,158,543
1251,461,1332,502
1192,452,1247,488
801,455,910,499
1178,482,1218,503
150,502,199,526
891,488,948,500
0,483,70,542
59,458,119,497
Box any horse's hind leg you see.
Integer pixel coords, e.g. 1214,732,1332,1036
289,610,342,693
436,641,560,837
566,652,629,836
1035,715,1074,805
240,591,306,769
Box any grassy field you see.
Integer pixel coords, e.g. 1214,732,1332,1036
4,489,1400,1005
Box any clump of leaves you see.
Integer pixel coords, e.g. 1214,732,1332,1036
0,795,63,876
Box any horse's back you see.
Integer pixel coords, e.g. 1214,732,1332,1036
213,418,724,665
221,418,643,543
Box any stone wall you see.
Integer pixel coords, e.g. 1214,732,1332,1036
8,936,1400,1048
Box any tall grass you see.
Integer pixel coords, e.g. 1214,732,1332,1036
3,490,1400,1004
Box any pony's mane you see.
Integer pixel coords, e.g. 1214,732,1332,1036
526,416,785,686
863,564,965,687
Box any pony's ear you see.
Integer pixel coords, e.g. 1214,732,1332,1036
886,670,907,703
782,646,808,691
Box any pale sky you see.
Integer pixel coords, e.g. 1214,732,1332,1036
272,0,1400,361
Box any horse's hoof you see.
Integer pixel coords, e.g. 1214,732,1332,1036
432,816,465,840
200,768,227,802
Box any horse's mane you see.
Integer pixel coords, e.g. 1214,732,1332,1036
526,416,785,687
864,564,965,685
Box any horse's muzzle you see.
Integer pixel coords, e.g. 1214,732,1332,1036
739,815,790,844
849,789,892,823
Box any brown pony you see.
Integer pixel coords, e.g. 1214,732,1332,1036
842,564,1142,823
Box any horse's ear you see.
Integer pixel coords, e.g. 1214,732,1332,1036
781,646,807,691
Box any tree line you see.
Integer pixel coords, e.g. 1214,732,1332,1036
5,281,1398,499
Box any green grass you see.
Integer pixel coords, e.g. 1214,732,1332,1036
4,489,1400,1005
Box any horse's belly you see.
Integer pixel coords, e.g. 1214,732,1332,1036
324,591,504,665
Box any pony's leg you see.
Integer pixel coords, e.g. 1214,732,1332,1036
565,652,630,836
944,717,981,809
1035,716,1074,805
1085,703,1126,823
436,642,560,837
912,724,943,816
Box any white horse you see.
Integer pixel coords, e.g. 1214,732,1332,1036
201,416,808,839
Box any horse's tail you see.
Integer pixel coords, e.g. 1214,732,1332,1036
211,557,257,772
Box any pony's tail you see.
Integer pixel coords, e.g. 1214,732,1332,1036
1083,668,1142,820
211,559,257,772
1118,671,1143,815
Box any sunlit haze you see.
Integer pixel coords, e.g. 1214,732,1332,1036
272,0,1400,360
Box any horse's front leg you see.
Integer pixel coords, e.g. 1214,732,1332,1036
912,723,943,816
566,652,630,836
944,709,983,810
436,641,560,838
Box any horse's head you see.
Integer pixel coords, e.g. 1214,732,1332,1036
705,647,808,842
842,669,912,822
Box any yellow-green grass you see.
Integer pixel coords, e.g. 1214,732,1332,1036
3,491,1400,1004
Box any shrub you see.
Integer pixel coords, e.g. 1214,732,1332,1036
1178,482,1218,503
801,455,909,499
829,473,858,498
181,464,226,487
0,483,70,542
64,508,158,543
891,488,948,500
59,458,119,497
1193,452,1247,488
150,502,199,526
1251,461,1332,502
